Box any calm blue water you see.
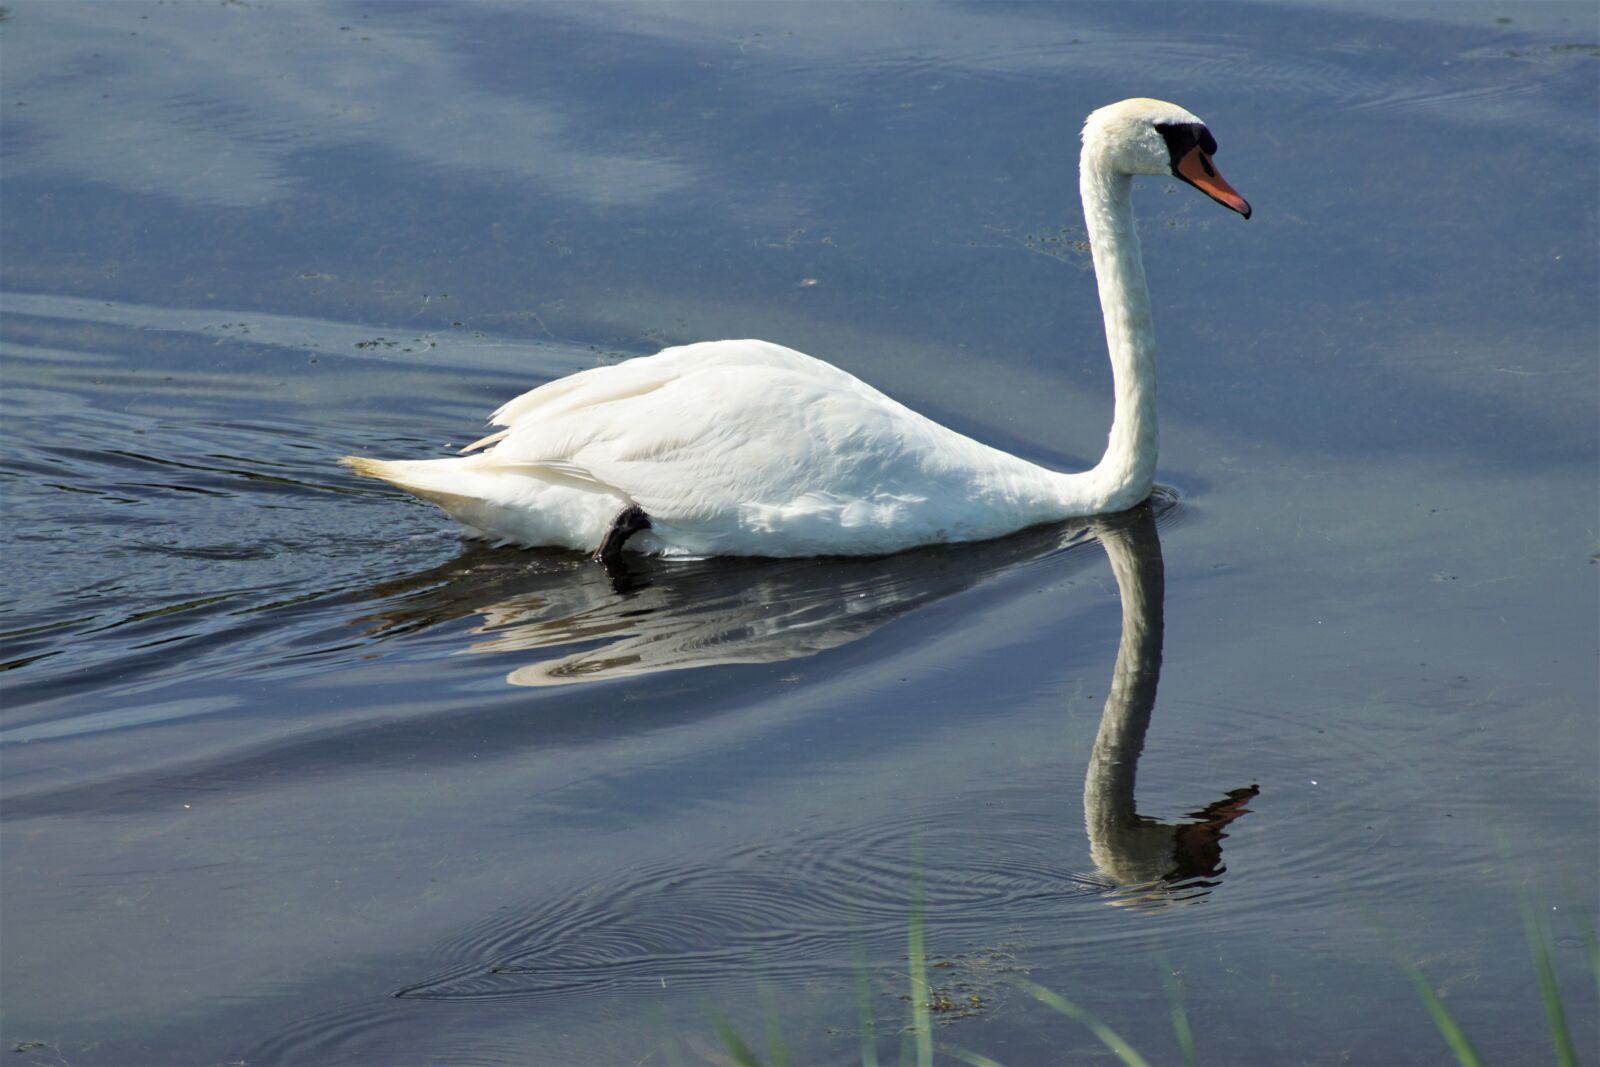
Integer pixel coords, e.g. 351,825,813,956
2,3,1596,1064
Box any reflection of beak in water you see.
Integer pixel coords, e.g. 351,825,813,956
358,513,1118,686
1082,506,1259,907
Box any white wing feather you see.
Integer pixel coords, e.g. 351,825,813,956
349,339,1074,557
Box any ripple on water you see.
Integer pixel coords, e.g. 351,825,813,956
0,307,478,728
1153,691,1433,917
258,775,1237,1063
389,800,1189,1007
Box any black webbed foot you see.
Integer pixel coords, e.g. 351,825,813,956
592,503,651,567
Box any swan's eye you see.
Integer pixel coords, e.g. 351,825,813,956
1198,127,1218,156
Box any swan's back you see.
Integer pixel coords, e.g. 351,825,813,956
486,339,880,429
346,340,1075,557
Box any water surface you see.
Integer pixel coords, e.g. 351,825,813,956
2,2,1596,1064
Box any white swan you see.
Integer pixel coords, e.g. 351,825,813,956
342,98,1250,560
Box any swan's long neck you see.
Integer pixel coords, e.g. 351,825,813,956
1071,148,1158,513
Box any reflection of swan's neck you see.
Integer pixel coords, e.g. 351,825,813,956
1083,511,1167,880
1073,147,1158,514
1081,508,1258,896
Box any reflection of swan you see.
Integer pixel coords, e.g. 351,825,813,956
342,98,1248,560
360,515,1119,685
1083,505,1257,904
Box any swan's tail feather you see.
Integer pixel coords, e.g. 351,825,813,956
339,455,482,511
341,454,625,553
340,455,397,481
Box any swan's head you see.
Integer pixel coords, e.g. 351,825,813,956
1082,98,1251,219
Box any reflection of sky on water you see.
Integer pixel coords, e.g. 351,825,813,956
7,1,1592,215
5,3,694,208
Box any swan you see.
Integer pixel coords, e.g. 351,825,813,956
342,98,1250,561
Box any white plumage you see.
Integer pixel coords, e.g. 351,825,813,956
342,98,1250,559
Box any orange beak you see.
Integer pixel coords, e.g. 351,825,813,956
1175,145,1251,219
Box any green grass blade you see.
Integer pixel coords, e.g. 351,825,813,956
1156,960,1196,1067
1401,962,1485,1067
944,1046,1007,1067
1014,976,1151,1067
852,933,880,1067
907,877,932,1067
1585,926,1600,1006
757,985,789,1067
1520,895,1577,1067
711,1011,762,1067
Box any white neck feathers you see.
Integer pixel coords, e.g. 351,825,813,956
1056,141,1160,514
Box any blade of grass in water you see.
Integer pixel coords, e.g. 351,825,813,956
758,983,789,1067
1014,977,1151,1067
852,933,879,1067
896,1027,914,1067
711,1011,762,1067
907,877,932,1067
944,1047,1007,1067
1401,962,1485,1067
1586,926,1600,1005
1520,894,1577,1067
1156,958,1196,1067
